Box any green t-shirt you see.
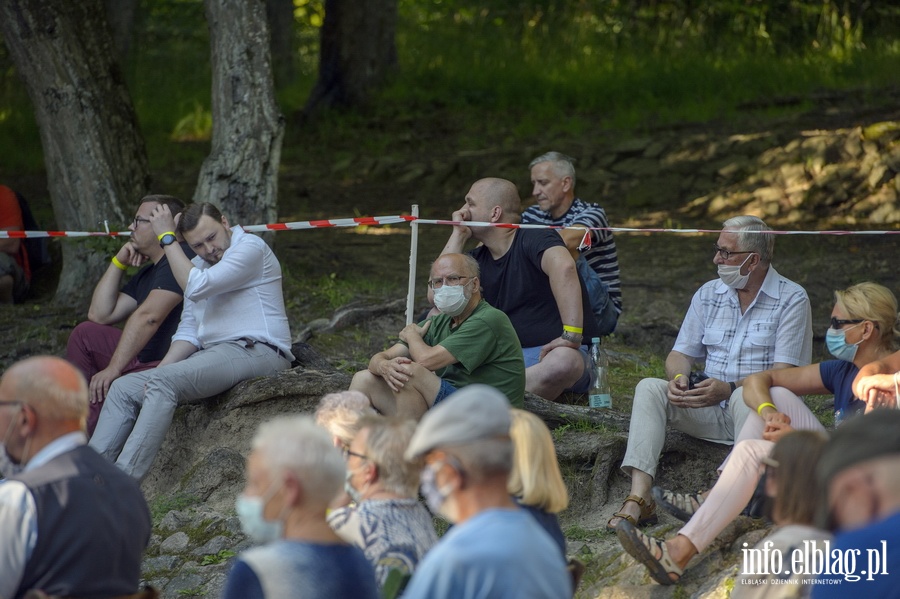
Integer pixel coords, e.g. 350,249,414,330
422,300,525,407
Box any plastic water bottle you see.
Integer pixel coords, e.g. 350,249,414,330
589,337,612,409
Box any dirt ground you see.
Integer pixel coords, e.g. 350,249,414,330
1,96,898,596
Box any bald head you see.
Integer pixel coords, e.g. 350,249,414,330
469,178,521,220
431,253,480,279
2,356,88,423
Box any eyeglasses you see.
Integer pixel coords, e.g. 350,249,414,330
713,244,754,261
428,275,472,289
342,447,368,461
133,217,151,227
830,317,864,329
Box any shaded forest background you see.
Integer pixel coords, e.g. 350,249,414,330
1,0,899,307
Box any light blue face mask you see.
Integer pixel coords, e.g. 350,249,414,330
825,323,863,362
235,483,283,543
419,462,454,517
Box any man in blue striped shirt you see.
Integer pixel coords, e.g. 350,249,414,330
523,151,621,335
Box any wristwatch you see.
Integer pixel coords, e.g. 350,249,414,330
158,233,177,248
561,330,583,344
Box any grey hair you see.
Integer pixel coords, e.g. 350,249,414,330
444,437,513,483
314,391,377,447
431,253,480,278
358,416,421,497
722,215,774,264
252,415,345,507
529,151,577,187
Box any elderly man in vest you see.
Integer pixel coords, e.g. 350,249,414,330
0,356,151,598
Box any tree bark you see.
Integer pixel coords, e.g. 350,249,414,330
194,0,284,232
103,0,139,60
305,0,398,113
265,0,296,87
0,0,150,308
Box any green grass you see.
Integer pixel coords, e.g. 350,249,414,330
149,492,201,523
2,3,899,177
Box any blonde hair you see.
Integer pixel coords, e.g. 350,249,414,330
314,391,376,447
834,282,900,351
507,408,569,513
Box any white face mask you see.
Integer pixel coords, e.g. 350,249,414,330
433,281,471,317
718,254,755,289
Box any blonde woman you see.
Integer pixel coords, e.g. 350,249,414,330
314,390,377,449
509,408,569,556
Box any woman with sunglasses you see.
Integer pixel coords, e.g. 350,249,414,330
654,282,898,521
617,282,898,585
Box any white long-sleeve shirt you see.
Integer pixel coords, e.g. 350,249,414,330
172,226,293,359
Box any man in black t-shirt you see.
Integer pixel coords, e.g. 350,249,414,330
442,178,599,401
66,195,192,435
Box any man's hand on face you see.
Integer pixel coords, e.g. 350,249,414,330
450,206,473,243
149,204,177,238
116,241,148,268
667,377,732,408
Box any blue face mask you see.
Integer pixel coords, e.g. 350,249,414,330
420,462,454,517
235,483,283,543
825,324,862,362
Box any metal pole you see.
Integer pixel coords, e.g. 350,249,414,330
406,204,419,324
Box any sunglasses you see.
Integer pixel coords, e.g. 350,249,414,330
830,317,864,329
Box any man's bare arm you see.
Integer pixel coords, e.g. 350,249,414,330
88,289,184,403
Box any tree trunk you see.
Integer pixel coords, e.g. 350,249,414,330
305,0,398,113
194,0,284,233
265,0,295,87
103,0,139,60
0,0,150,308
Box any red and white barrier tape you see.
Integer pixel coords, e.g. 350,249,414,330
2,215,898,238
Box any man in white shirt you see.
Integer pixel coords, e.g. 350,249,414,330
90,202,293,481
607,215,813,531
0,356,150,598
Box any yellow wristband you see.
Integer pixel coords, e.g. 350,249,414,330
757,402,777,415
157,231,176,241
673,374,685,381
111,256,127,271
563,325,583,334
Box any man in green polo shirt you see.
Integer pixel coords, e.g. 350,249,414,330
350,253,525,419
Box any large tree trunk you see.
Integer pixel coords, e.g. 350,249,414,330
266,0,296,87
194,0,283,232
305,0,398,113
103,0,139,60
0,0,150,308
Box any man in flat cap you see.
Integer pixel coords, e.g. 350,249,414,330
402,384,571,599
812,409,900,597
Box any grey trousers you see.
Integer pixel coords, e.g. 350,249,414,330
620,377,751,479
89,341,290,481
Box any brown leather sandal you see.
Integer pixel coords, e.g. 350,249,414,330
606,494,658,532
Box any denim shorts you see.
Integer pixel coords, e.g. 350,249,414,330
433,379,458,406
522,345,592,393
